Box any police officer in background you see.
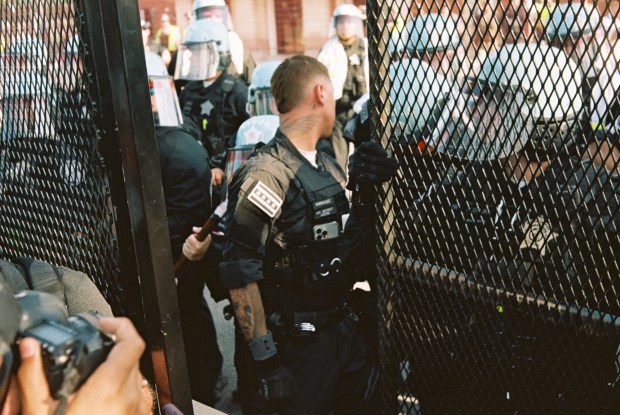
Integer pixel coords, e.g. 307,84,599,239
546,3,620,176
318,4,369,174
547,3,620,138
175,18,250,197
146,51,225,406
192,0,256,83
211,55,396,414
410,43,619,413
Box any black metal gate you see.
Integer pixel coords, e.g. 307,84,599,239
0,0,192,412
367,1,620,413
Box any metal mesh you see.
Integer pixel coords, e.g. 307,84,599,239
369,1,620,413
0,1,123,312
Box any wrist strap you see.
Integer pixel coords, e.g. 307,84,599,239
249,331,277,361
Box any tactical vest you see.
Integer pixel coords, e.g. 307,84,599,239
338,38,367,112
181,75,242,163
259,147,350,294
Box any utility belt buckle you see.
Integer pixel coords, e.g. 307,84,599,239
291,321,321,338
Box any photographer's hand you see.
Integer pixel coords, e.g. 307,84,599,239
67,317,150,415
10,317,151,415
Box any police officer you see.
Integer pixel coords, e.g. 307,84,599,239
147,51,225,406
214,55,396,414
410,42,619,413
192,0,256,83
318,4,369,173
175,18,250,196
547,2,620,136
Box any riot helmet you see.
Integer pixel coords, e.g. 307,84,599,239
1,35,48,74
145,51,183,127
329,4,365,41
235,114,278,147
546,3,603,79
405,13,460,76
436,43,583,161
247,61,281,116
389,58,451,147
193,0,234,30
174,19,231,81
1,72,55,141
223,115,278,196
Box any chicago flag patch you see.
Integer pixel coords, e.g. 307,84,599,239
247,180,282,218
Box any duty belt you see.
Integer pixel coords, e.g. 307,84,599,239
290,306,357,335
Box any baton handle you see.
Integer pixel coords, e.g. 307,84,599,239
173,215,221,276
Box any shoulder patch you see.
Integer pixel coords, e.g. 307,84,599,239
247,180,282,218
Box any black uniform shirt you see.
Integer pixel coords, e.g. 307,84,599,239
219,130,376,312
179,72,249,169
156,126,212,259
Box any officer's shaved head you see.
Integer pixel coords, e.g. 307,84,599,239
271,55,330,114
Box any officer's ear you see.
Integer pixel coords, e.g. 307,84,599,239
314,81,329,107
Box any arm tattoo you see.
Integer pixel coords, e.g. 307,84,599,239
230,282,268,342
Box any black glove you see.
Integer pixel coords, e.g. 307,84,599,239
255,354,296,409
347,142,399,200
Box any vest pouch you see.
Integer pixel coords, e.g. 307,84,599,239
291,236,345,292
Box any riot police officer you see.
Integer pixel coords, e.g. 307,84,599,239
318,4,369,173
246,61,281,117
192,0,256,83
547,2,620,136
409,42,619,413
146,51,225,406
185,55,398,414
175,18,250,193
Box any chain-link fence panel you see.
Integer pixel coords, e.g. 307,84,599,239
0,1,124,310
0,1,192,411
367,1,620,413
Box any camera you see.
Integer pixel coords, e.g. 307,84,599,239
13,291,114,398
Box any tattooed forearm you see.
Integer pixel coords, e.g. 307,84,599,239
230,282,268,342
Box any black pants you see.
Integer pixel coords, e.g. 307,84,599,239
176,258,224,406
256,317,379,415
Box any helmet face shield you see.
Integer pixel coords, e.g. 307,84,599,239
149,78,183,127
433,86,532,161
249,88,275,116
174,42,220,81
